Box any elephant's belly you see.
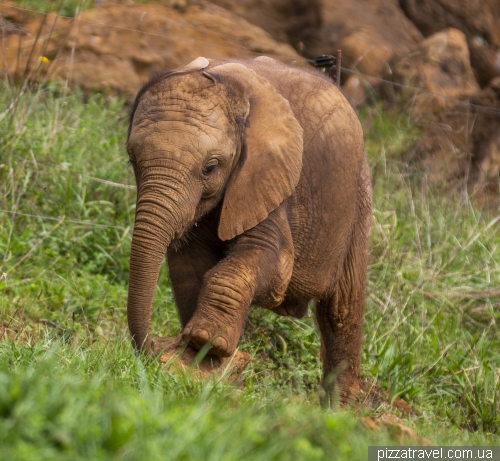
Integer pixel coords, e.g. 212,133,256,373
286,212,352,299
269,294,310,318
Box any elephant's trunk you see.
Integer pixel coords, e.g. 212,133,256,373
127,179,193,352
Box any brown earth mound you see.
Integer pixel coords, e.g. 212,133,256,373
407,76,500,189
0,0,301,96
153,334,251,383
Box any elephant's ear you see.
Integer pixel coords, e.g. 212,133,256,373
168,57,209,76
210,63,303,241
179,56,209,72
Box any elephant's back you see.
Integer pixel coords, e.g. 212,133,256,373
245,57,364,181
248,57,367,296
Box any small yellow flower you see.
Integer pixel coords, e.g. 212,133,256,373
39,56,49,64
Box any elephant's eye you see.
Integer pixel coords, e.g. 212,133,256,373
202,160,218,176
127,148,135,167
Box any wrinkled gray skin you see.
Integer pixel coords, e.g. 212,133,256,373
126,57,372,402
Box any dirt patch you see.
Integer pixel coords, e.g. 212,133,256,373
0,323,16,341
361,415,431,445
358,377,419,416
0,320,48,344
153,335,252,383
356,378,431,444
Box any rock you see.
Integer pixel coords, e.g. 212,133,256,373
468,35,500,87
152,335,252,383
342,75,368,109
477,128,500,189
471,77,500,189
337,29,394,80
391,28,480,113
0,1,302,96
0,16,26,36
209,0,321,53
390,30,500,191
315,0,423,80
0,4,71,81
404,77,500,188
0,1,27,26
399,0,500,86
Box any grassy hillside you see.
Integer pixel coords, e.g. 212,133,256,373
0,82,498,459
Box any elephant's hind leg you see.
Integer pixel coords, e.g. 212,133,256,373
316,284,365,405
316,161,371,404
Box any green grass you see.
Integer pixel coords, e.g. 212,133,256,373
14,0,165,18
0,83,499,459
362,103,500,434
0,340,393,460
14,0,94,17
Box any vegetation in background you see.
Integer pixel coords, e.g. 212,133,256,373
0,82,499,459
14,0,163,18
15,0,93,17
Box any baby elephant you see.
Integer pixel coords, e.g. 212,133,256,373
126,56,371,402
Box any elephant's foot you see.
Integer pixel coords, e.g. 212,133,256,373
337,373,362,406
181,313,243,357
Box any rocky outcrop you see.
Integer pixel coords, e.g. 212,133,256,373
386,27,500,188
210,0,321,53
208,0,424,108
0,1,301,96
471,78,500,188
210,0,423,81
404,76,500,187
399,0,500,86
2,0,499,194
316,0,423,79
391,28,479,112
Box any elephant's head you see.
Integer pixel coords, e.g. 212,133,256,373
126,57,303,352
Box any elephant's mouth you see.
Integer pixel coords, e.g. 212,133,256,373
170,230,194,252
169,215,205,251
169,219,197,251
170,202,224,252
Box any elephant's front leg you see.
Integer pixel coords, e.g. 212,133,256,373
167,213,226,327
182,205,294,357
